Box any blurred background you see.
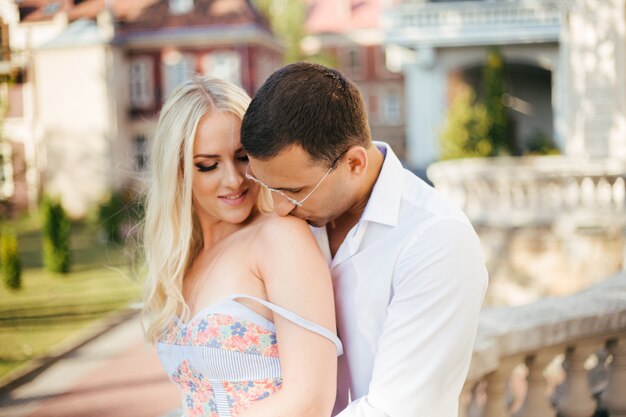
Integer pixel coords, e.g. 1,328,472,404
0,0,624,416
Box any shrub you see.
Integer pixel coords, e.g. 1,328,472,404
98,193,125,243
482,47,516,156
1,229,21,290
98,192,145,244
440,85,492,160
42,197,71,273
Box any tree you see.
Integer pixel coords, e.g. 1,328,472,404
482,47,516,155
42,197,71,273
439,85,492,160
1,228,21,290
253,0,307,63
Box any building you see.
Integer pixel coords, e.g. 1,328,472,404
383,0,626,305
0,0,282,216
303,0,406,158
383,0,626,170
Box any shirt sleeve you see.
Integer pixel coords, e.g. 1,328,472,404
335,218,489,417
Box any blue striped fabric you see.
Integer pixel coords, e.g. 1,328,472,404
157,295,342,416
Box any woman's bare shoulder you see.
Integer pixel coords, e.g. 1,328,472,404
249,213,320,257
253,213,312,236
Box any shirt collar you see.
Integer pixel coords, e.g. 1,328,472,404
359,141,405,228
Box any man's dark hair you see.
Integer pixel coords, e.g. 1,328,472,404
241,62,372,167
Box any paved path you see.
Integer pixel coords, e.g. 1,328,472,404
0,316,181,417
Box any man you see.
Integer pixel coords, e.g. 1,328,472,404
241,62,488,417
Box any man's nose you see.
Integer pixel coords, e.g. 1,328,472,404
272,194,296,217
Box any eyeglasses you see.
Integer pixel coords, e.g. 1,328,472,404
245,149,348,207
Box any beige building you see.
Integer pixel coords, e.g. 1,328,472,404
384,0,626,169
0,0,281,217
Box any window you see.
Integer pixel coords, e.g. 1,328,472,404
134,135,147,171
202,51,242,86
162,53,195,99
255,53,279,89
130,57,155,109
169,0,194,14
343,47,364,79
383,93,402,125
0,142,14,200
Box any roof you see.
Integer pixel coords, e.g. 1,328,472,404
116,0,270,33
38,18,105,48
17,0,271,33
305,0,383,34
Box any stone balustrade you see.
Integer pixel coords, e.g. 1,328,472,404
383,0,564,47
426,156,626,228
463,271,626,416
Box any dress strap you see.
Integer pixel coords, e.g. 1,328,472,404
229,294,343,356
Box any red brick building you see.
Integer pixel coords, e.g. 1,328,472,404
304,0,406,158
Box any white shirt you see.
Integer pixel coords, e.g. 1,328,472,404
311,142,488,417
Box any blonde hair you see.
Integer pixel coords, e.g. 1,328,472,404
142,77,253,344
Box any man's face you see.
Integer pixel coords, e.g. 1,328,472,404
247,145,352,227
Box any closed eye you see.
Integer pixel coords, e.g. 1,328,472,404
237,155,249,163
281,188,303,194
195,162,218,172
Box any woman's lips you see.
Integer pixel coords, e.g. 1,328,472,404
218,189,248,206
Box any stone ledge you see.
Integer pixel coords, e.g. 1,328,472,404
468,271,626,379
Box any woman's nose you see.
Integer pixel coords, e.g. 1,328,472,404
224,162,244,189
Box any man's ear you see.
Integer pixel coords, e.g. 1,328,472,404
345,146,368,177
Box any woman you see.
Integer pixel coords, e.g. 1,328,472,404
142,77,341,417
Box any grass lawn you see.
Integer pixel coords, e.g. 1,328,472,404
0,218,143,380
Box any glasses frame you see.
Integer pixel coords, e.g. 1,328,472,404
245,149,348,207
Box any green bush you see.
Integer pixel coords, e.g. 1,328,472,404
440,47,518,160
482,47,516,156
525,129,560,155
98,193,125,243
440,85,492,160
98,192,145,244
1,229,21,290
42,197,71,273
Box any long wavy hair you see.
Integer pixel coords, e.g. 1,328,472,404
142,78,254,344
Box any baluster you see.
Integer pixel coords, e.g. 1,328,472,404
459,380,475,417
485,360,519,417
556,344,598,417
513,352,557,417
612,177,625,210
468,381,485,417
603,337,626,417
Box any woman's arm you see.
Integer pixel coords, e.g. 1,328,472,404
237,215,338,417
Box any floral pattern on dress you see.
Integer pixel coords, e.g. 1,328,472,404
160,313,280,357
170,360,219,417
159,312,284,417
224,378,283,417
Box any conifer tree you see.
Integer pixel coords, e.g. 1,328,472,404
482,47,515,155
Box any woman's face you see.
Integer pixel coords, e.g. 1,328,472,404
191,111,258,225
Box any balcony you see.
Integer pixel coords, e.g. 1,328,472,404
464,270,626,416
383,0,565,48
427,156,626,228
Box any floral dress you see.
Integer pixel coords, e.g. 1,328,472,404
157,294,343,417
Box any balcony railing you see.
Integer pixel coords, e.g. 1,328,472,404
464,271,626,416
427,156,626,228
383,0,565,47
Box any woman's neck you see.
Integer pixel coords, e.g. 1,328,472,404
197,209,258,250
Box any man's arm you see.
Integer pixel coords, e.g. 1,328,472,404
337,219,488,417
